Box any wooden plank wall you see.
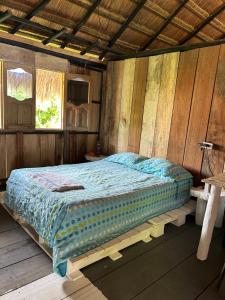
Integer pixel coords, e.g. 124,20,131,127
101,45,225,185
0,43,103,182
0,132,98,180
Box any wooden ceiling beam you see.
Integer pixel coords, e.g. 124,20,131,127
112,37,225,60
3,12,123,56
0,10,11,23
0,0,140,52
10,0,50,34
80,40,98,55
131,0,214,42
140,0,188,51
180,3,225,44
186,0,225,34
98,0,147,60
42,28,66,45
61,0,101,49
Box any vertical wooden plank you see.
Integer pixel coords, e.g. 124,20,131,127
117,59,136,152
69,133,76,163
139,55,163,157
152,52,180,158
101,63,113,153
89,103,100,133
75,134,87,163
99,71,107,153
128,57,149,153
6,134,17,176
201,44,225,177
87,134,98,153
40,134,55,166
55,133,64,165
167,49,199,164
63,131,70,164
23,134,41,167
108,61,124,154
16,132,24,169
183,46,220,182
0,135,6,179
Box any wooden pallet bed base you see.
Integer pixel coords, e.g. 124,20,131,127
0,192,196,280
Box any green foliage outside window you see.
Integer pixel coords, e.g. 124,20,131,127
36,96,61,128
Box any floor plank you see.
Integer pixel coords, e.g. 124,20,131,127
0,273,91,300
0,227,29,249
90,225,204,300
83,218,197,281
196,280,225,300
0,206,18,233
134,235,225,300
0,239,42,269
0,253,52,296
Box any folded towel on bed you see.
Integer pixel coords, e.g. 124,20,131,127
29,172,84,192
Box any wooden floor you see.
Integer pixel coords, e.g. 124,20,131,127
1,205,225,300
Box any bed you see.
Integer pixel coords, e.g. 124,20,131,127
4,153,192,276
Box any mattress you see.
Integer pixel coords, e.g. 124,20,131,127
5,157,192,276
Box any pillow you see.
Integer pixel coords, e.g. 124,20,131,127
134,157,192,181
105,152,147,168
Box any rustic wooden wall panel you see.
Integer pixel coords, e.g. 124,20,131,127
23,134,41,167
55,133,64,165
101,62,113,153
6,135,17,177
183,46,220,181
108,61,125,154
139,55,163,157
167,49,199,164
101,44,225,184
0,135,6,179
128,57,149,153
117,59,136,152
0,132,98,180
201,44,225,178
40,134,56,166
152,52,180,158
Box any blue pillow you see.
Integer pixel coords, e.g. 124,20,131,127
105,152,147,168
134,157,192,181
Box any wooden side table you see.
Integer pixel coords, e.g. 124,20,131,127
197,173,225,261
85,154,106,162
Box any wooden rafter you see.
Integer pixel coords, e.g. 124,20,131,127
42,28,66,45
0,0,140,51
0,10,11,23
68,0,177,46
1,12,124,56
98,0,147,60
180,2,225,44
61,0,101,49
80,40,99,55
10,0,50,34
140,0,188,51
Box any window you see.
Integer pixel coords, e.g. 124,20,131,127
36,69,64,129
7,68,32,101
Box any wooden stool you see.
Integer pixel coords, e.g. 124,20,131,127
191,185,225,228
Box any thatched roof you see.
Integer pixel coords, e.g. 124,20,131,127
0,0,225,61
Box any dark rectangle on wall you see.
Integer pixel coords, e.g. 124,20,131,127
128,57,149,153
167,49,199,165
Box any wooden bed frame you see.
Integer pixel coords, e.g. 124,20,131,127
0,191,196,280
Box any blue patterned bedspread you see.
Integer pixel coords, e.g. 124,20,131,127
5,159,192,276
